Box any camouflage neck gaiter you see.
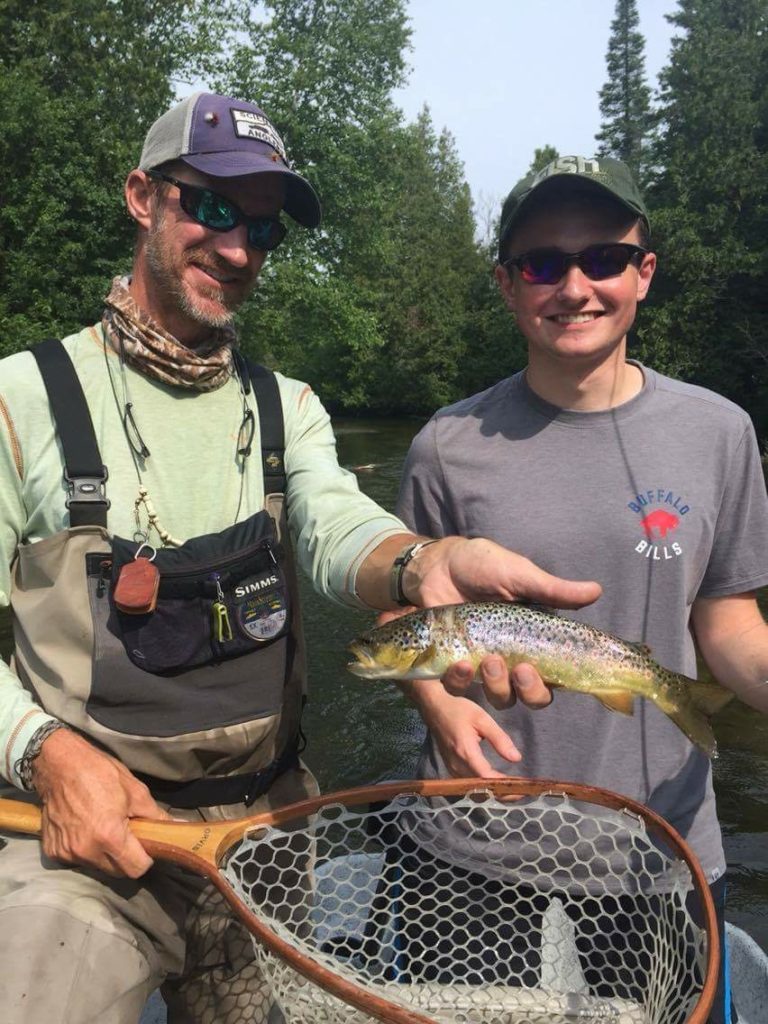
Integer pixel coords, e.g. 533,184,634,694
101,276,237,391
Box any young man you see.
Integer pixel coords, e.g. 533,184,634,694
396,155,768,1023
0,100,599,1024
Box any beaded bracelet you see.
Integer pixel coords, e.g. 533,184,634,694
14,720,71,792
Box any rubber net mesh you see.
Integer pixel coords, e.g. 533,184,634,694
221,790,708,1024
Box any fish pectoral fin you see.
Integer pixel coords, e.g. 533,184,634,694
593,690,635,716
411,642,451,680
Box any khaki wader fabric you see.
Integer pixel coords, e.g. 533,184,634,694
6,481,313,1020
0,765,318,1024
11,493,306,784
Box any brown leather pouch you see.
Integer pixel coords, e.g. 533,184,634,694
113,558,160,614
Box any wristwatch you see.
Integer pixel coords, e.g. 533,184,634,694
390,540,438,606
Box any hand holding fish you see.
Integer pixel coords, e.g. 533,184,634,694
440,656,551,710
396,536,602,612
374,536,602,710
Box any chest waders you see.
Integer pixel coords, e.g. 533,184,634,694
10,338,306,807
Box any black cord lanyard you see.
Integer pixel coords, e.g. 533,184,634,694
100,325,255,536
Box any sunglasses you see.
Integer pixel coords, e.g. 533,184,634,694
503,243,648,285
147,171,287,251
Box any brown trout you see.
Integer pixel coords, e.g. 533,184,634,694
346,602,734,756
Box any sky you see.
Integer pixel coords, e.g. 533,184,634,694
392,0,679,214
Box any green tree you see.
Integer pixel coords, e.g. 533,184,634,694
218,0,410,275
460,245,528,399
218,0,417,409
222,1,499,415
595,0,655,182
527,146,560,175
243,262,385,409
460,143,552,399
368,109,483,413
640,0,768,439
0,0,244,354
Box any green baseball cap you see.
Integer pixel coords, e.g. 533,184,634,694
498,155,650,261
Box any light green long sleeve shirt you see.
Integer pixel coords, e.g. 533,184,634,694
0,325,406,786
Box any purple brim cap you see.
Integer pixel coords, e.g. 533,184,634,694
139,92,321,228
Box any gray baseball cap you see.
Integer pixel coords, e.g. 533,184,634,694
498,155,649,261
139,92,321,228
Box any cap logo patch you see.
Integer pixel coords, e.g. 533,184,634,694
532,156,601,185
231,108,287,162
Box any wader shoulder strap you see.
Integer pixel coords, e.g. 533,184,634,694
236,353,286,496
32,342,284,522
30,338,110,528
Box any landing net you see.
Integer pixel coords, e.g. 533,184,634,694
221,786,711,1024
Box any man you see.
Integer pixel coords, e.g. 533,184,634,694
396,155,768,1023
0,96,599,1023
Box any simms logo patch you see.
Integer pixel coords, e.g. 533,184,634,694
234,574,278,599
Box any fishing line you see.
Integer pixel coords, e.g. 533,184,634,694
102,325,150,482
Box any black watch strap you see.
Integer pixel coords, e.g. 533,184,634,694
390,540,438,606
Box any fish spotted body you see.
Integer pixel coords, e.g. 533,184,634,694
347,602,734,756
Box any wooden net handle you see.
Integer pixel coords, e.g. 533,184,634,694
0,798,42,835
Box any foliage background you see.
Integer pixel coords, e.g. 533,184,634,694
0,0,765,441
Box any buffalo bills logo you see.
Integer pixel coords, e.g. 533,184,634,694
628,489,690,562
640,509,679,539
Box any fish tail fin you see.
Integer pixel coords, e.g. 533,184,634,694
666,704,719,757
665,675,734,757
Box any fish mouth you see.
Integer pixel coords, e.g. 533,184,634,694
346,641,416,679
346,642,383,678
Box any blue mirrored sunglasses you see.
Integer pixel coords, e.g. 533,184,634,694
148,171,286,252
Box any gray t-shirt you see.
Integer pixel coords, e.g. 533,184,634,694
396,364,768,881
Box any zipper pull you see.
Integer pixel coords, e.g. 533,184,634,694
210,574,233,643
97,559,112,598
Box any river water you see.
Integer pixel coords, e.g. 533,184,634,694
0,416,766,952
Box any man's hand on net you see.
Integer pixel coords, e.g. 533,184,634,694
31,727,170,878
